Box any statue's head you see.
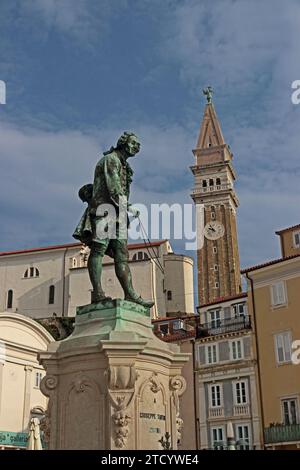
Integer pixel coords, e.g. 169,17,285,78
117,131,140,157
78,184,93,203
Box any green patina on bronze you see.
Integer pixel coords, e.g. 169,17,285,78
203,86,213,104
73,131,154,309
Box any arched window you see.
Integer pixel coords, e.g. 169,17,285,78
209,179,214,187
72,258,77,268
24,267,39,278
49,285,55,305
167,290,172,301
216,178,221,186
202,180,207,188
132,252,149,261
7,289,13,309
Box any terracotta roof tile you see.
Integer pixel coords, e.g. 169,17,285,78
198,292,247,309
0,240,167,257
275,224,300,235
241,253,300,274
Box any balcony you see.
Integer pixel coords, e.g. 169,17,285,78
264,424,300,444
196,315,251,338
192,184,233,195
208,407,224,419
233,404,250,416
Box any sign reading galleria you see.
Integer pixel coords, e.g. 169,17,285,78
0,431,28,447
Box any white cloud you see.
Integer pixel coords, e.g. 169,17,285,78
23,0,119,45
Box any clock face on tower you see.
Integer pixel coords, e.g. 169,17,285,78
204,221,225,240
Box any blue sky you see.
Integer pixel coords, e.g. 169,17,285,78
1,0,300,297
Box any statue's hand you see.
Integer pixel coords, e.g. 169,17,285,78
128,205,140,218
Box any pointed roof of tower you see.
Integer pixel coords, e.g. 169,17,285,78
195,103,226,150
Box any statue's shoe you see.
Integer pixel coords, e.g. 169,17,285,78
91,292,112,303
125,295,154,308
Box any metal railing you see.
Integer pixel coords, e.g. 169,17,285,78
196,315,251,337
264,424,300,444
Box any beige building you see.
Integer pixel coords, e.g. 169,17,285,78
0,240,194,320
0,312,53,449
242,224,300,449
195,293,261,449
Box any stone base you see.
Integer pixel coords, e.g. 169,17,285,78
39,299,190,450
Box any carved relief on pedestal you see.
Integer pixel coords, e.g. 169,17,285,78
106,365,137,390
40,375,58,447
112,411,131,448
169,375,186,446
105,365,138,449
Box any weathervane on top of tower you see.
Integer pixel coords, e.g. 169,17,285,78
203,86,213,104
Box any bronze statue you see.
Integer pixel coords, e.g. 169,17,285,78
73,131,154,308
203,86,213,104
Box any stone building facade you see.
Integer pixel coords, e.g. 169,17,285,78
0,240,194,320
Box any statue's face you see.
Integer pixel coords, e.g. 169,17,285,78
125,135,141,156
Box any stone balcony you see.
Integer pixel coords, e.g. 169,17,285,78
233,404,250,416
192,184,233,195
208,407,224,419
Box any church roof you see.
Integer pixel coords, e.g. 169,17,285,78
0,240,168,257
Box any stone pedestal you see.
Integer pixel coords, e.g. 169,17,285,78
39,299,190,450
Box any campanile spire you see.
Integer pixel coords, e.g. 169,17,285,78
191,89,242,305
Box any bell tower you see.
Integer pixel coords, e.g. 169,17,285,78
191,88,242,305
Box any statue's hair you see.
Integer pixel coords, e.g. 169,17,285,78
78,183,93,202
116,131,137,149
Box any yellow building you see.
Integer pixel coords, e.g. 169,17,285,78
242,224,300,449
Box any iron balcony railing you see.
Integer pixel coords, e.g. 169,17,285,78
196,315,251,337
264,424,300,444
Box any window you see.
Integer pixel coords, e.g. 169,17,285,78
275,332,292,364
211,211,216,220
159,323,169,336
206,344,218,364
132,251,149,261
214,264,218,271
282,399,299,425
202,180,207,188
209,179,214,187
173,319,185,331
293,231,300,248
215,282,219,288
49,285,55,305
72,258,77,268
24,267,39,278
271,281,287,306
233,303,246,318
7,289,13,309
167,290,172,301
216,178,221,187
34,372,43,388
213,246,217,254
234,381,248,404
236,424,250,450
211,427,225,449
209,310,221,328
230,339,244,360
209,384,222,407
